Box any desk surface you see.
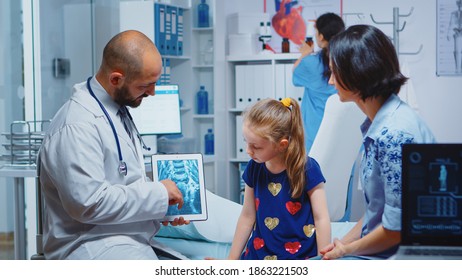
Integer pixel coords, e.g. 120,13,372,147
0,165,37,178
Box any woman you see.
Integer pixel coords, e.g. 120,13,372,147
321,25,435,260
292,12,345,153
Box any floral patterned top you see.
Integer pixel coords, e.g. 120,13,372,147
241,157,325,260
359,94,435,258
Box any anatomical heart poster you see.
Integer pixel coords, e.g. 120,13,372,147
268,0,342,52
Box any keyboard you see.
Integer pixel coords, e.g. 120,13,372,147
405,248,462,256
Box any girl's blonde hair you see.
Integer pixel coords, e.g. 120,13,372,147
242,98,307,198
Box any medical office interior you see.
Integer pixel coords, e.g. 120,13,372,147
1,0,461,260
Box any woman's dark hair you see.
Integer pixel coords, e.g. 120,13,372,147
329,25,408,101
316,12,345,80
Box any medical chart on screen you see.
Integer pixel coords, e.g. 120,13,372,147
129,85,182,135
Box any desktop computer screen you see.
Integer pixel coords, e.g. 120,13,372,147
129,84,182,135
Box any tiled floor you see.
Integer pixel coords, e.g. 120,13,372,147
0,232,14,260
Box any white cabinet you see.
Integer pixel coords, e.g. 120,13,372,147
119,0,226,196
225,53,303,202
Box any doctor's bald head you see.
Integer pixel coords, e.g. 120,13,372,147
99,30,161,83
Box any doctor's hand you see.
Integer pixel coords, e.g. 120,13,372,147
161,216,190,227
161,179,184,209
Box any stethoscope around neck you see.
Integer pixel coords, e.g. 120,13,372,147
86,77,150,176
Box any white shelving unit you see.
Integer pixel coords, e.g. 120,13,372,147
225,53,303,203
119,0,227,196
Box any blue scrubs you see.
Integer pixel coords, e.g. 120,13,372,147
293,53,337,153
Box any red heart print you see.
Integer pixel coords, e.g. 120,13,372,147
253,237,265,250
286,201,301,215
284,241,301,254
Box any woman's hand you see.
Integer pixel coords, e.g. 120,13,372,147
298,41,314,57
321,238,349,260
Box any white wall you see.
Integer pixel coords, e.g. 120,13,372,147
224,0,462,143
344,0,462,142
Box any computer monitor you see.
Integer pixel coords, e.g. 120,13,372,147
129,84,182,135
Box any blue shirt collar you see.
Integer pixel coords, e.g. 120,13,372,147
360,94,401,142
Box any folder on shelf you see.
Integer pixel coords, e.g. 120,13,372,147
274,64,286,102
155,3,166,55
255,64,274,101
177,7,184,56
170,6,178,56
235,115,247,158
235,65,249,110
284,64,304,104
164,58,171,85
165,5,173,56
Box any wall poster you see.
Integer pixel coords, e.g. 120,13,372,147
437,0,462,76
266,0,342,53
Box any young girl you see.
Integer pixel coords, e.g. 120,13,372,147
228,97,331,260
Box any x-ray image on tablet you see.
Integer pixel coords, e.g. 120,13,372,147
151,153,208,221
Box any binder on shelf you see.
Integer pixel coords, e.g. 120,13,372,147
165,5,173,55
284,64,303,104
164,58,171,85
170,7,178,56
235,115,247,158
177,7,184,56
156,3,166,55
274,64,286,101
254,64,274,102
235,65,250,110
159,57,171,85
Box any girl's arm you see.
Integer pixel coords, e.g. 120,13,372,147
227,185,256,259
308,182,331,254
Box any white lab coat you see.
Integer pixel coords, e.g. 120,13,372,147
38,77,168,259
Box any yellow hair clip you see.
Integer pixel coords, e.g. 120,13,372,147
281,98,291,108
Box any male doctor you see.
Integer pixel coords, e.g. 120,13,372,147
38,30,187,259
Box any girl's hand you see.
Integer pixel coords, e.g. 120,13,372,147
319,241,335,255
321,238,348,260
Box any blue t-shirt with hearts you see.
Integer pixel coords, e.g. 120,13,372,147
241,157,325,260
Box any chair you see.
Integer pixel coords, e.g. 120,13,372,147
308,94,366,222
30,161,45,260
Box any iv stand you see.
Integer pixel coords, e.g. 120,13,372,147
370,7,423,56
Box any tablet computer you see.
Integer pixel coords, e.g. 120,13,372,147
151,153,208,221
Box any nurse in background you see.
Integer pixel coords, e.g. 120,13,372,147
292,12,345,153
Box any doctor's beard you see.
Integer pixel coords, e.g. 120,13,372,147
114,84,148,108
